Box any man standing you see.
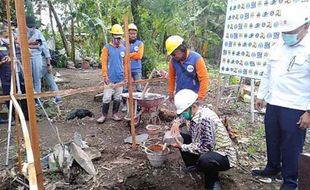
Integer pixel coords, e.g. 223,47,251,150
121,23,144,112
0,24,28,120
0,24,12,108
166,35,209,103
128,23,144,91
252,6,310,190
24,16,47,94
41,44,62,104
97,24,128,123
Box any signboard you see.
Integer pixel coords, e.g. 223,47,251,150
219,0,310,79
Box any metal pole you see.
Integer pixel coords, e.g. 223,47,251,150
124,16,137,149
5,81,13,165
14,0,44,188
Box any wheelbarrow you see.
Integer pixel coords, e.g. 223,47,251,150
121,92,169,127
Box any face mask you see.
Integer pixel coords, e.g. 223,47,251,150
181,107,192,120
282,33,299,46
113,38,121,47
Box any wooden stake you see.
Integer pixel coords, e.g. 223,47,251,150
124,16,137,149
5,0,22,174
14,0,44,189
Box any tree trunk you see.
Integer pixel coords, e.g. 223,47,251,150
47,0,70,57
36,0,42,26
71,17,75,64
96,1,106,56
130,0,141,39
188,0,197,50
48,6,57,50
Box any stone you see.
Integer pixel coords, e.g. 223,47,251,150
69,142,96,175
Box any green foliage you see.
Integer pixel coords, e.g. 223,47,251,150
18,0,227,71
56,53,68,68
229,76,240,85
236,120,246,130
206,64,219,79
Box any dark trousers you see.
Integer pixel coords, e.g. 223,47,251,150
180,133,230,189
264,104,307,189
0,70,29,120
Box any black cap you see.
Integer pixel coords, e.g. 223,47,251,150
26,16,36,28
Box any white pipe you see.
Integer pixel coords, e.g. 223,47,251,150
5,79,13,165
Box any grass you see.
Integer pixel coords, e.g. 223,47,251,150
247,126,266,157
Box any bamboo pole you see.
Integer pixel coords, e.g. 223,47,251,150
11,96,38,190
14,0,44,189
124,16,137,149
0,77,166,102
5,0,22,174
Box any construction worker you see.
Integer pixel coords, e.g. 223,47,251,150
97,24,128,123
252,6,310,190
171,89,237,190
166,35,209,103
128,23,144,91
122,23,144,112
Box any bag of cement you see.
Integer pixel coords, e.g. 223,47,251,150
48,144,73,171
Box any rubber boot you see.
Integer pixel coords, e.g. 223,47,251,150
121,98,127,112
112,101,121,121
97,103,109,124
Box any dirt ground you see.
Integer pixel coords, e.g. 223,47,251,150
0,68,309,190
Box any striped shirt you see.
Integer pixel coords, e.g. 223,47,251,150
180,107,237,167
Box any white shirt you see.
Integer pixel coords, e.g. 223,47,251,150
257,33,310,111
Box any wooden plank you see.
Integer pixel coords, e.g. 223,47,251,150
0,77,166,103
14,1,43,189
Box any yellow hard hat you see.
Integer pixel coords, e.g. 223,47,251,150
165,35,184,55
128,23,138,31
110,24,124,35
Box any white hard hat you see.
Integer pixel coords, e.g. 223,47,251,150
279,5,310,32
174,89,198,114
